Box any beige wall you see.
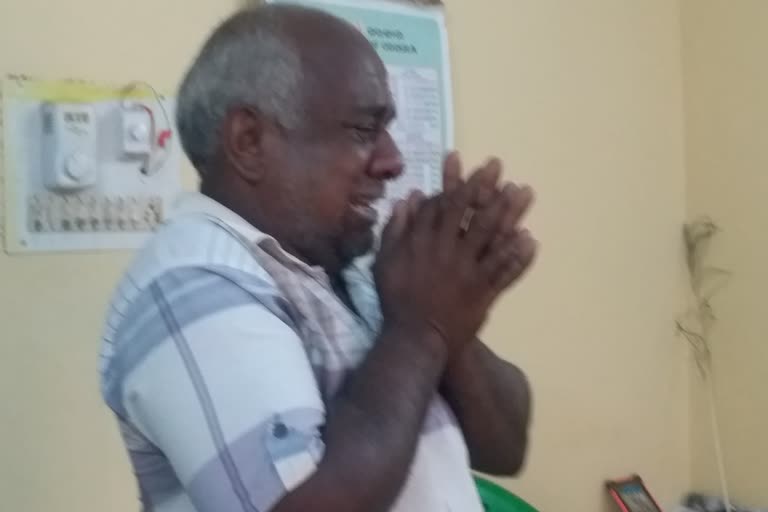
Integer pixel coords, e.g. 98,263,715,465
0,1,690,511
681,0,768,507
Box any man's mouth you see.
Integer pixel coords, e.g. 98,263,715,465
350,200,380,225
350,190,384,225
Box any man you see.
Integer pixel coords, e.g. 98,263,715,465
100,4,536,512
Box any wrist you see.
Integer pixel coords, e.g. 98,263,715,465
381,318,449,366
445,338,479,369
442,341,482,392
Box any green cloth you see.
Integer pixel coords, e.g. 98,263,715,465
474,476,539,512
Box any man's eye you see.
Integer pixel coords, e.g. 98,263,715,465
348,125,378,144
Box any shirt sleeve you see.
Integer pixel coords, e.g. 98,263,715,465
118,267,326,512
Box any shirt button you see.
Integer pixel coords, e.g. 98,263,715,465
273,422,289,439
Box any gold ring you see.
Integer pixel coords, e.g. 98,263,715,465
459,207,475,234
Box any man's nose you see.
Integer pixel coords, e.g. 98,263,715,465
369,131,405,181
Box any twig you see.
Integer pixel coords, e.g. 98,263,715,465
676,217,732,511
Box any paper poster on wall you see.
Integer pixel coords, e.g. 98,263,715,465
1,76,182,253
268,0,454,224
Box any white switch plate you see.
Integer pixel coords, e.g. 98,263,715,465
2,76,182,253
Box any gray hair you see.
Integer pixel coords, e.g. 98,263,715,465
176,6,305,175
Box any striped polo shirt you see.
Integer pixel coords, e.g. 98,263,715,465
99,192,484,512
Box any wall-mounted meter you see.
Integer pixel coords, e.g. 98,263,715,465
41,102,99,191
3,75,182,253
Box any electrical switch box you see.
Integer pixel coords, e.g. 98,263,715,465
41,102,99,191
121,101,153,157
3,75,182,253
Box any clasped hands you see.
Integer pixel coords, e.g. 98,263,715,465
373,152,537,357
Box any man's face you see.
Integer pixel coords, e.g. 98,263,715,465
268,47,404,270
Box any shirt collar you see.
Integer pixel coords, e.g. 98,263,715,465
169,192,326,278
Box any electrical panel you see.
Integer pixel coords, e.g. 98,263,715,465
2,76,183,253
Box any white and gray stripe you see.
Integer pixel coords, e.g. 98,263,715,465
99,193,483,512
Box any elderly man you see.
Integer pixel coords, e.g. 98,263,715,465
100,4,536,512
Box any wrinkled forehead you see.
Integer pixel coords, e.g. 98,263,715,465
298,28,394,119
317,56,390,112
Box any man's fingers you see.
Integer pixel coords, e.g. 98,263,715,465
480,232,514,277
379,199,409,253
413,196,440,231
411,196,441,253
439,153,466,234
481,229,538,293
478,183,535,262
440,182,472,242
462,187,511,256
498,184,535,237
469,158,502,209
442,151,463,194
495,232,538,292
439,159,501,241
406,189,427,217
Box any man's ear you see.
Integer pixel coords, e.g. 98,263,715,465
221,106,269,184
